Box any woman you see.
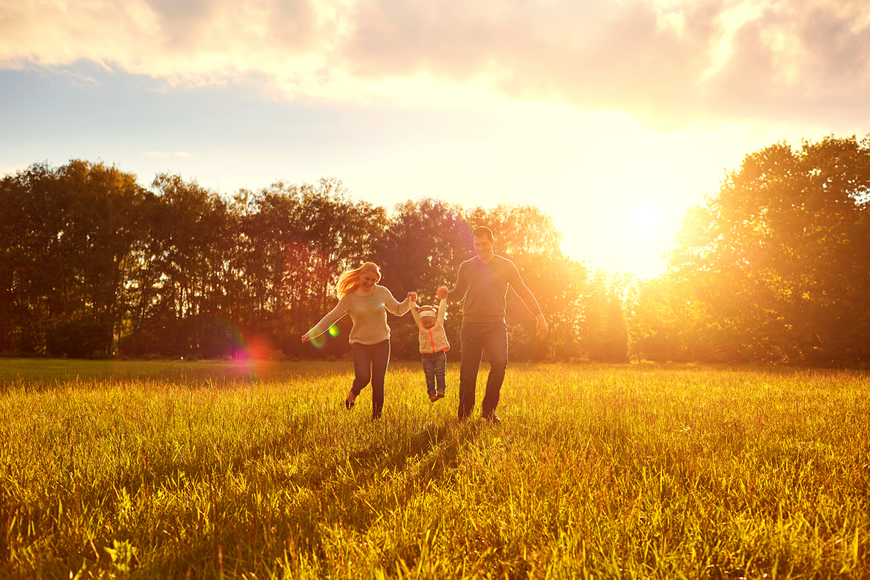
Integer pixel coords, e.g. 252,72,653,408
302,262,415,419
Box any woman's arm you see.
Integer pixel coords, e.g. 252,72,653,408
382,287,414,316
409,294,423,328
302,296,349,341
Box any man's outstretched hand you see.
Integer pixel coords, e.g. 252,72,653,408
536,315,549,340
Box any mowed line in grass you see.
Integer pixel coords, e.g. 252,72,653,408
0,359,868,578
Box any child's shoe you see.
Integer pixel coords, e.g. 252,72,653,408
436,389,446,399
428,392,439,402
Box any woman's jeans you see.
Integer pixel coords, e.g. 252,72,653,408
351,340,391,418
421,351,447,395
459,321,508,419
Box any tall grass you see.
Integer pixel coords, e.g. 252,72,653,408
0,360,867,578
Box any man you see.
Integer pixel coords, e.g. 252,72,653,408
437,226,548,421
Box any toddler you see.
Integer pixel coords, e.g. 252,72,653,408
409,296,449,402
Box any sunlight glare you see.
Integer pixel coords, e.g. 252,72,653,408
625,201,663,238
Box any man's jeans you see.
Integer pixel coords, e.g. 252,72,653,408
459,321,508,419
351,340,391,419
421,351,447,395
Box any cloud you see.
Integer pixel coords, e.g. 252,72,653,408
2,0,869,129
143,151,194,158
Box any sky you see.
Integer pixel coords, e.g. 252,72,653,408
2,0,869,279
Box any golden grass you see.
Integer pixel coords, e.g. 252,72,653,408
0,360,867,578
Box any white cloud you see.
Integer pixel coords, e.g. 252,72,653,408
1,0,869,129
143,151,194,158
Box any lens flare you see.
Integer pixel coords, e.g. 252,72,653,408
328,325,340,337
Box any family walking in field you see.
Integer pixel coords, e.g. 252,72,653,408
301,226,548,421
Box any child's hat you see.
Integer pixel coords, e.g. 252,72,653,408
420,310,436,318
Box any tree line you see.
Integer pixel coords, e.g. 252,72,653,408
2,134,868,365
628,135,870,366
0,161,627,361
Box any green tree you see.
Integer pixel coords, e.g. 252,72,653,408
575,270,630,363
233,178,387,359
0,161,148,357
463,204,602,361
124,174,234,357
625,275,716,362
373,199,471,359
670,135,870,364
0,163,60,353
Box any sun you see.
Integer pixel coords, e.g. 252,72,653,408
556,194,682,279
625,201,663,238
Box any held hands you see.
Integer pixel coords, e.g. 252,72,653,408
301,334,310,343
436,286,448,300
408,291,417,303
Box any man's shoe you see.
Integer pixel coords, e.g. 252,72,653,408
345,391,356,410
483,413,501,424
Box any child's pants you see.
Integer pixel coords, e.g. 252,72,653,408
421,351,447,395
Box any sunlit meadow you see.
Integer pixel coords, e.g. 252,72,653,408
0,360,867,578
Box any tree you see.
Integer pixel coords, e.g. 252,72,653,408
232,178,388,359
124,174,234,357
669,135,870,364
0,161,148,357
2,158,640,363
463,205,607,361
373,199,471,359
575,270,630,363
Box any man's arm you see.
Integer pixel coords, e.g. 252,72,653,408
508,265,548,340
437,262,467,301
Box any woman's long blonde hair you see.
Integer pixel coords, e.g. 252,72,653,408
337,262,381,297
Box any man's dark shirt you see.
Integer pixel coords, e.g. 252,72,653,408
450,255,543,324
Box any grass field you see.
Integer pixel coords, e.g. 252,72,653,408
0,359,868,579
